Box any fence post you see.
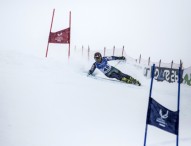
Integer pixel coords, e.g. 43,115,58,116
148,57,150,66
113,46,115,56
122,46,124,56
88,46,90,61
171,60,173,69
169,60,173,83
180,60,183,68
139,54,141,64
82,45,83,56
159,59,161,67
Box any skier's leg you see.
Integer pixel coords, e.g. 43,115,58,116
105,66,141,85
106,66,132,81
105,66,123,80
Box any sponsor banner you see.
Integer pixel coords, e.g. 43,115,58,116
154,67,183,83
183,66,191,86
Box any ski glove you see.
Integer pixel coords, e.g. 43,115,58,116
88,70,93,75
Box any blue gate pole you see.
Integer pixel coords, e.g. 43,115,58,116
143,64,155,146
176,66,181,146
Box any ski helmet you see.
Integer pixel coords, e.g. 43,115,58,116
94,52,102,62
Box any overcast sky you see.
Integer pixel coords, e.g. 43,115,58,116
0,0,191,67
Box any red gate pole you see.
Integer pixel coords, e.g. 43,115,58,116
68,11,71,60
45,9,55,58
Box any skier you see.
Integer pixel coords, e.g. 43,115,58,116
88,52,141,86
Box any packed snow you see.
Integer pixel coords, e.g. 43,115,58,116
0,49,191,146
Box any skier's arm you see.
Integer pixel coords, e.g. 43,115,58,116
88,63,96,75
105,56,126,61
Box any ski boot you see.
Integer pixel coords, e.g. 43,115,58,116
130,77,141,86
121,77,141,86
121,77,133,84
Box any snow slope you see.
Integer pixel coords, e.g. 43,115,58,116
0,49,191,146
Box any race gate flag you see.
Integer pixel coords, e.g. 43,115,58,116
143,64,182,146
48,28,70,44
45,9,71,59
146,97,179,135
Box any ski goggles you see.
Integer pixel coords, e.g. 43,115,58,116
94,56,102,62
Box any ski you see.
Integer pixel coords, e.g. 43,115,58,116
87,74,141,86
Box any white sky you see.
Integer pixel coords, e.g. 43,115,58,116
0,0,191,67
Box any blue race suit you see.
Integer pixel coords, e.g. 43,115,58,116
89,56,131,81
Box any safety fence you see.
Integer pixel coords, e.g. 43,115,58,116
75,46,182,69
74,45,191,86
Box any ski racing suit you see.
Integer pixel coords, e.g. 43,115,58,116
88,56,131,81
